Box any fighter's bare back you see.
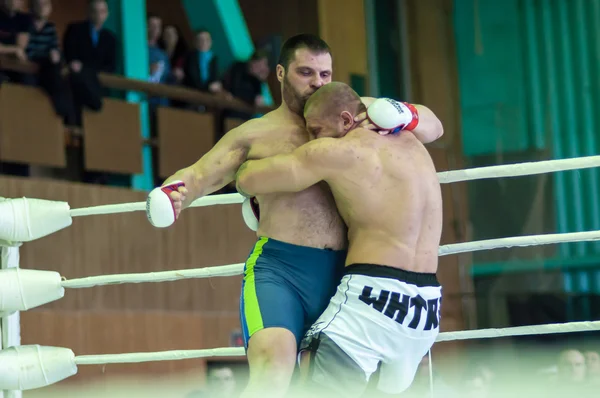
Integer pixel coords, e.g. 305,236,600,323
322,128,442,273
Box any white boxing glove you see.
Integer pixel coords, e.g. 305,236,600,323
366,98,419,133
241,197,260,231
146,180,185,228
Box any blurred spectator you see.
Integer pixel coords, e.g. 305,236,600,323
183,28,222,95
25,0,56,63
147,13,170,111
147,13,170,84
159,24,186,84
206,366,237,398
184,366,237,398
25,0,72,121
0,0,31,83
584,350,600,384
63,0,116,124
557,349,586,383
222,49,270,120
0,0,31,176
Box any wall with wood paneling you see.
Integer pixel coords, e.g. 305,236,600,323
317,0,368,88
1,176,255,382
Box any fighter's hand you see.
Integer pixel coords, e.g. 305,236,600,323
354,112,391,135
168,185,188,218
146,181,188,228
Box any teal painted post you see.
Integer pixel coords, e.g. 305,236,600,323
212,0,254,60
106,0,153,191
121,0,153,190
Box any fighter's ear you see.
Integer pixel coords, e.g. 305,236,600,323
276,64,284,83
341,111,354,131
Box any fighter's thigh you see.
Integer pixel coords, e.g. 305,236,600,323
299,333,372,398
240,272,305,346
377,338,436,395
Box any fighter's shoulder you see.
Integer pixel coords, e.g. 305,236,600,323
229,114,283,138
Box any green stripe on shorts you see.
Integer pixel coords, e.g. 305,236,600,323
243,237,269,335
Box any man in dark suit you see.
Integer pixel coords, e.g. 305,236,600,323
62,0,116,185
183,28,222,95
63,0,116,123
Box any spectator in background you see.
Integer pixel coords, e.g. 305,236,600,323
205,366,237,398
184,365,238,398
25,0,71,121
0,0,30,176
147,13,170,85
159,24,186,84
63,0,116,125
585,350,600,385
223,49,269,120
147,13,170,111
183,28,222,95
0,0,31,83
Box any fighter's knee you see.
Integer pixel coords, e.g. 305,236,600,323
247,328,297,368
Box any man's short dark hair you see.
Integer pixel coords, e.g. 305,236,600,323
277,34,331,69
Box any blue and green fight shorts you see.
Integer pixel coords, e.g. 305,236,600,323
239,236,346,348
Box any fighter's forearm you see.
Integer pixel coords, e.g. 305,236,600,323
236,158,290,196
411,104,444,144
236,155,316,196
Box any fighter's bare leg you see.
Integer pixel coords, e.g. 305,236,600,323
241,327,297,398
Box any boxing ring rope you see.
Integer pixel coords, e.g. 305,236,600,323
68,155,600,218
2,154,600,392
55,229,600,289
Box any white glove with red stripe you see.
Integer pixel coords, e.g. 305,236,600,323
146,181,186,228
366,98,419,135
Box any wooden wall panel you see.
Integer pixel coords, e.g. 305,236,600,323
157,107,215,178
317,0,368,86
0,177,256,314
83,98,142,174
0,83,66,167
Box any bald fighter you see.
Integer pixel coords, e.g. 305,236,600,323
236,82,444,397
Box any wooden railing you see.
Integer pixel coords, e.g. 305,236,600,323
0,56,273,178
0,56,272,113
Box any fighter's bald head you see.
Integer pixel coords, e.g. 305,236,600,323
304,82,365,120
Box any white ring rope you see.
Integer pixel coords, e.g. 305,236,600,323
67,155,600,218
56,229,600,289
435,320,600,342
436,154,600,183
69,193,245,218
74,347,245,365
438,229,600,256
68,320,600,366
60,263,245,289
